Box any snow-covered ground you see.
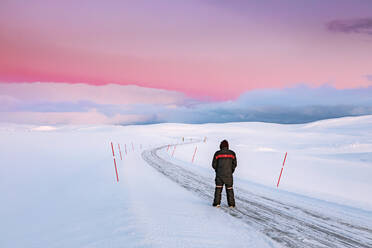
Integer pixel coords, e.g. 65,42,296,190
1,116,371,247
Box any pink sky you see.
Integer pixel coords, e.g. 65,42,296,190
1,0,372,100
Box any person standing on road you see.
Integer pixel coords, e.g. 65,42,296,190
212,140,237,208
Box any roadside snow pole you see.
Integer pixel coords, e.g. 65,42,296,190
167,144,170,152
125,144,127,155
110,142,119,182
118,144,123,160
192,146,198,163
172,145,177,157
132,142,134,152
277,152,287,188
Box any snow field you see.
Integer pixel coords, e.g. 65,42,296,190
1,115,371,247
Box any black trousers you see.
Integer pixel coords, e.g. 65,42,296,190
213,176,235,207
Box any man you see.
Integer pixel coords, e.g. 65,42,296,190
212,140,237,208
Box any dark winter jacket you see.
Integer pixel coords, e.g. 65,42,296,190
212,148,237,178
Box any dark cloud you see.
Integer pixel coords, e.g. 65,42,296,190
149,104,372,125
326,18,372,35
125,85,372,125
1,84,372,125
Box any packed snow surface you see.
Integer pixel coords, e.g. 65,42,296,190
1,115,372,247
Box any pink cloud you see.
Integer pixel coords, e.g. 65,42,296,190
0,82,187,105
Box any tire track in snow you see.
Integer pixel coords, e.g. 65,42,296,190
142,144,372,248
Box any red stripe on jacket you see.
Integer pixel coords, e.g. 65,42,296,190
215,154,235,159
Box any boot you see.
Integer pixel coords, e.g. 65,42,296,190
226,186,235,207
213,186,223,206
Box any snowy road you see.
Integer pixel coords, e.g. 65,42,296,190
142,144,372,248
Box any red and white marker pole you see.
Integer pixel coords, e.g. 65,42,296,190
118,143,123,160
277,152,287,188
125,144,127,155
192,146,198,163
167,144,170,152
172,145,177,157
132,142,134,152
110,142,119,182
